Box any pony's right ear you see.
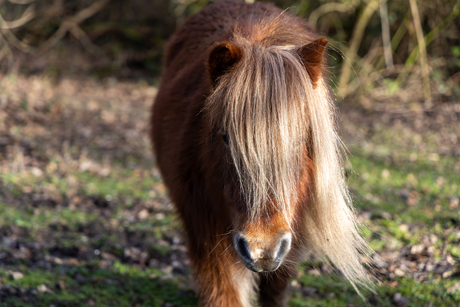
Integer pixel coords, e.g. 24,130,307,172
297,38,328,88
207,42,242,86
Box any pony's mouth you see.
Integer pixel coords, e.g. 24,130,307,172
242,258,282,273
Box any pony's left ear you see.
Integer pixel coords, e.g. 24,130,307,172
207,42,242,86
297,38,328,87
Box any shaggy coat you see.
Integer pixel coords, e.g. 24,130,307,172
151,1,371,306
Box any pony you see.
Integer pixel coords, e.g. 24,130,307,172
151,1,371,306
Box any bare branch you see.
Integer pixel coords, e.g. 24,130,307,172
0,32,14,65
32,0,63,30
398,0,460,80
0,4,35,29
338,0,379,97
379,0,394,68
68,24,103,55
409,0,431,105
309,0,359,26
0,12,33,52
37,0,111,54
8,0,35,4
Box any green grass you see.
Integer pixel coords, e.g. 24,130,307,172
0,264,197,307
290,271,460,307
2,148,459,306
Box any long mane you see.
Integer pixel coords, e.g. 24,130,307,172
206,16,371,291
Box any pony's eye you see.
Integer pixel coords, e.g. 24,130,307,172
221,131,229,146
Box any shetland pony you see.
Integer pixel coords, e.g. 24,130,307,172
151,1,370,306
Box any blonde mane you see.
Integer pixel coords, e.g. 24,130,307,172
206,18,371,292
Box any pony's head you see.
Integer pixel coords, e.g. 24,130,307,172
203,19,370,289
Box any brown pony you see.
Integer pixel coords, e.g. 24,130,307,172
151,1,371,306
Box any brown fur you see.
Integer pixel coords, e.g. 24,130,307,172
151,1,371,306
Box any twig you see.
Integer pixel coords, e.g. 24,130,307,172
450,71,460,84
375,11,411,70
343,37,383,97
390,11,411,52
32,0,63,30
0,3,35,29
345,65,407,97
68,24,103,55
379,0,394,68
324,36,373,76
8,0,35,4
0,40,14,65
37,0,110,55
409,0,431,105
362,38,383,74
0,16,33,52
327,11,347,42
309,0,359,26
338,0,379,97
396,0,460,88
421,0,460,50
0,2,35,53
340,48,383,97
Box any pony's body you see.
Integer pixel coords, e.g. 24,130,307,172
152,1,370,306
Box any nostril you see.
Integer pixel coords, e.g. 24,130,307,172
275,236,291,261
234,234,253,264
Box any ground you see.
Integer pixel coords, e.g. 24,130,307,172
0,74,459,306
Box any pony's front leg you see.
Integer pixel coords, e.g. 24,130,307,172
258,266,297,307
190,240,256,307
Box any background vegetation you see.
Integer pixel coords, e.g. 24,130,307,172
1,0,459,102
0,0,459,306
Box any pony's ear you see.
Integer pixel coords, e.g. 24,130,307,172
297,38,328,87
207,42,242,86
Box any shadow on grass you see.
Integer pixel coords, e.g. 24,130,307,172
1,263,198,307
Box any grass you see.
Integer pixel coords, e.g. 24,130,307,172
0,264,197,307
286,141,460,306
0,166,189,307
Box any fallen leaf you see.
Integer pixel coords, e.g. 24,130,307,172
9,271,23,280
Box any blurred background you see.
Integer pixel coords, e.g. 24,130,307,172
0,0,459,306
1,0,459,102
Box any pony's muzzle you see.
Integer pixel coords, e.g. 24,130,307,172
233,232,291,273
